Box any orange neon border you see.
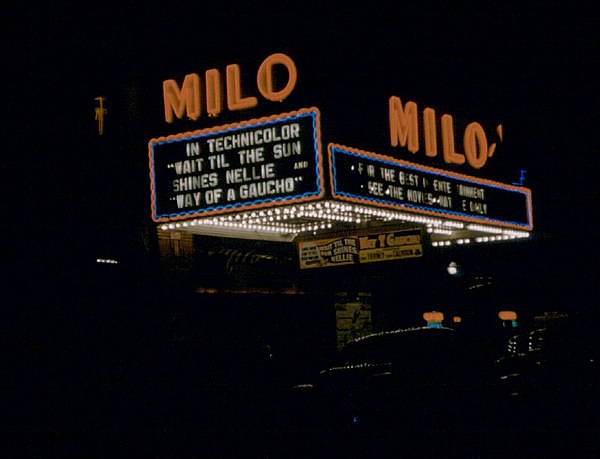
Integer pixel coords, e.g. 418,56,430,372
148,107,325,222
327,143,533,231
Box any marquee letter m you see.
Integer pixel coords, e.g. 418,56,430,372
389,96,419,153
163,74,201,123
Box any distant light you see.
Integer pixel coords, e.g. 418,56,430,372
447,261,459,275
499,310,518,327
498,310,517,321
96,258,119,264
292,384,314,389
423,311,444,327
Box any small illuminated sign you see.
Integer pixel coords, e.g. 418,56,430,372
357,229,423,264
299,236,359,268
298,228,422,269
329,144,533,230
149,108,324,221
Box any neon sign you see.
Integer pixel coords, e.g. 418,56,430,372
149,108,324,221
329,143,533,230
389,96,504,170
163,53,297,123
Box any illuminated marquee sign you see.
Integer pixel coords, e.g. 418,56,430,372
298,228,423,269
163,53,297,122
149,108,324,221
388,96,504,170
329,144,533,230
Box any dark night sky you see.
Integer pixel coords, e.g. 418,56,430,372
4,2,599,308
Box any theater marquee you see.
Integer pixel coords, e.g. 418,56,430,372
150,51,533,247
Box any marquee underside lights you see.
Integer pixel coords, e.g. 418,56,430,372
150,120,532,246
158,200,531,245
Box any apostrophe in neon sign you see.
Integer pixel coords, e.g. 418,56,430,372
163,53,298,123
389,96,503,170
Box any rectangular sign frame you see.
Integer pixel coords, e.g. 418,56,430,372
149,108,325,222
328,143,533,231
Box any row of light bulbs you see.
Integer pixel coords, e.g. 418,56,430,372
160,201,453,232
431,233,530,247
159,201,530,244
96,258,119,264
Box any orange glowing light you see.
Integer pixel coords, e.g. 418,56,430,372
226,63,258,111
423,107,437,157
388,95,503,170
441,114,465,166
389,96,419,153
205,68,222,117
498,311,517,321
452,316,462,323
423,311,444,323
463,122,488,169
94,96,107,135
163,73,201,123
163,53,298,123
257,53,297,102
